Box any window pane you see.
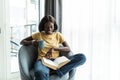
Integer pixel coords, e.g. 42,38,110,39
10,0,40,73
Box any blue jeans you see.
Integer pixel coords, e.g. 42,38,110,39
34,53,86,80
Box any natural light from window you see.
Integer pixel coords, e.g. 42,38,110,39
62,0,120,80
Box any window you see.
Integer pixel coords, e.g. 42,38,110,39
9,0,45,74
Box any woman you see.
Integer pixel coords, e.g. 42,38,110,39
20,15,86,80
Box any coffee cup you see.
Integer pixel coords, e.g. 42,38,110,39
38,40,45,49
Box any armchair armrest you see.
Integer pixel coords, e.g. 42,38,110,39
18,45,38,80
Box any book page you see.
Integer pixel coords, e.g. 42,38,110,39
54,56,70,66
42,57,57,67
42,56,70,70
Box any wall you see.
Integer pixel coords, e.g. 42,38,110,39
0,0,9,79
0,0,20,80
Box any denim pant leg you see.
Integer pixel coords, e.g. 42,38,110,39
34,60,50,80
56,53,86,77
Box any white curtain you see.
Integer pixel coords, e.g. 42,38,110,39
62,0,120,80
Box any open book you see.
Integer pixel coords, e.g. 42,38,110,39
42,56,71,70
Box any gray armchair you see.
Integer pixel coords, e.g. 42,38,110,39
18,45,76,80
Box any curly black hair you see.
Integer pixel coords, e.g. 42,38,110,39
38,15,58,32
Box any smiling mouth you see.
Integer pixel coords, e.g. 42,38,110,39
45,31,53,34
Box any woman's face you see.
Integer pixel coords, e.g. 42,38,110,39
44,21,54,34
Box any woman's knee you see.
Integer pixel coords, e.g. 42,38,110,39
34,69,49,78
34,71,49,80
75,53,86,64
34,60,50,76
